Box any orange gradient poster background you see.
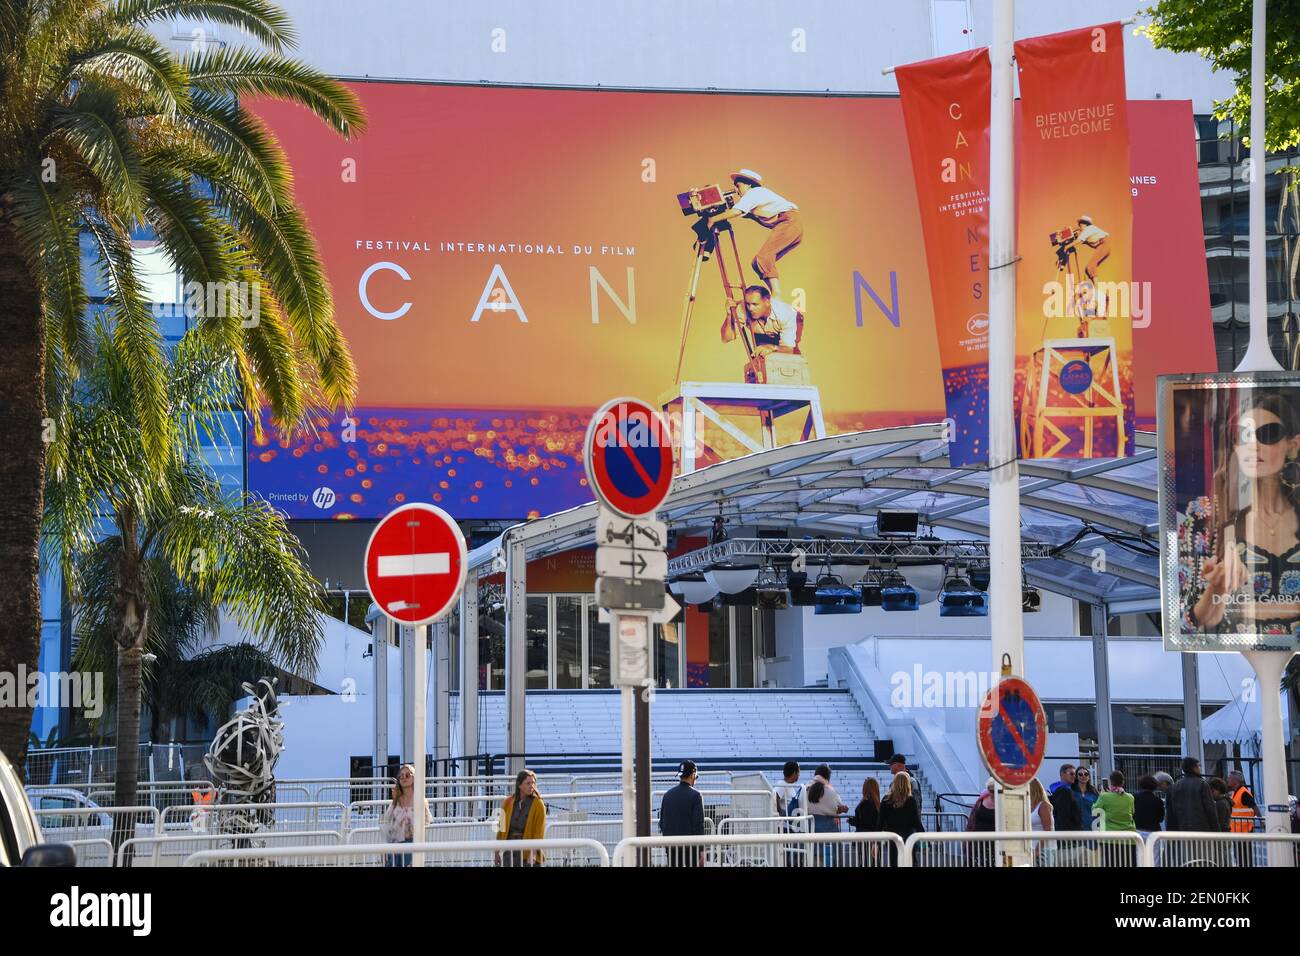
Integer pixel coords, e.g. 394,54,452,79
247,82,1213,520
1014,22,1136,459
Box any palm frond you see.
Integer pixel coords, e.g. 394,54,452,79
156,485,325,675
45,85,148,222
4,175,92,376
225,192,356,409
82,214,171,463
185,46,364,136
182,89,293,213
114,0,296,53
70,27,192,115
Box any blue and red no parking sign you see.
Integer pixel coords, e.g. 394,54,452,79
977,676,1048,787
583,397,674,518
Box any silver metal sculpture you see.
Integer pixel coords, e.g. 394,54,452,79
202,678,284,839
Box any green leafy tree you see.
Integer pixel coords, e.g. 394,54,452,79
0,0,363,776
1141,0,1300,151
45,329,328,841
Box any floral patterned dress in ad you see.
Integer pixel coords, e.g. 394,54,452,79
1178,496,1300,636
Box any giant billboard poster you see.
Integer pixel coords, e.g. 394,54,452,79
1159,372,1300,654
247,83,1215,520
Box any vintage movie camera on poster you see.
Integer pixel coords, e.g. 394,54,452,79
1048,225,1078,272
676,183,738,249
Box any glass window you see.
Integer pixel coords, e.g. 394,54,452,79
481,590,504,691
526,595,548,689
555,596,582,689
735,608,754,688
586,601,610,689
708,607,731,688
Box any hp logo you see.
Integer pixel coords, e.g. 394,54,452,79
312,487,337,510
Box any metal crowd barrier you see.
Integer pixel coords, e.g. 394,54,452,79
181,838,610,868
117,830,344,867
160,801,346,834
921,811,971,833
612,831,905,867
906,831,1147,867
1146,832,1300,868
67,838,114,867
32,805,161,843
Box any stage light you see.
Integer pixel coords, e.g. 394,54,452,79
829,562,869,585
880,570,919,612
705,565,761,594
900,563,946,604
813,574,862,615
939,573,989,617
969,566,991,591
754,566,789,610
859,573,883,607
673,573,719,606
1022,586,1041,613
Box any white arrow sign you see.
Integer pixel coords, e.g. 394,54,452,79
596,545,668,581
596,510,667,550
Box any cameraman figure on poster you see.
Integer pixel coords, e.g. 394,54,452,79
1074,215,1111,284
706,169,803,301
1182,391,1300,636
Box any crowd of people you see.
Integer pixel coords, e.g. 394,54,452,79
373,753,1291,867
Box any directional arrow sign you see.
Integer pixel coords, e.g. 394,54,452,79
596,546,668,581
596,510,667,550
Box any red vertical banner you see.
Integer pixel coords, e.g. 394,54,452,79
1014,21,1135,459
896,50,992,467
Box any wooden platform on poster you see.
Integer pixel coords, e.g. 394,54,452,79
661,382,827,474
1020,338,1125,459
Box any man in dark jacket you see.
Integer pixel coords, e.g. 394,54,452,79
1049,764,1083,831
1165,757,1222,833
658,760,705,866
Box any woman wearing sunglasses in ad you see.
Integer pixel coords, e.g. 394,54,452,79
1182,391,1300,636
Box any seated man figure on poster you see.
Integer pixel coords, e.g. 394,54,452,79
721,285,803,356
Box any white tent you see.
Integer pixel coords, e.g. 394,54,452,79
1201,692,1292,756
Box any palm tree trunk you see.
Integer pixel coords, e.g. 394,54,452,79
113,643,144,853
0,209,48,782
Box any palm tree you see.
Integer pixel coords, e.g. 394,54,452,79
0,0,363,775
45,329,329,841
69,546,298,747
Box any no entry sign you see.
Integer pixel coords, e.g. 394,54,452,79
583,397,674,518
364,503,467,626
977,676,1048,787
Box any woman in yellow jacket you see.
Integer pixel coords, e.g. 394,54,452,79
496,769,546,866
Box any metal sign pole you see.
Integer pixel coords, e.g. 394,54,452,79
616,610,636,841
635,680,652,837
1235,0,1296,867
987,0,1030,861
410,622,427,867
